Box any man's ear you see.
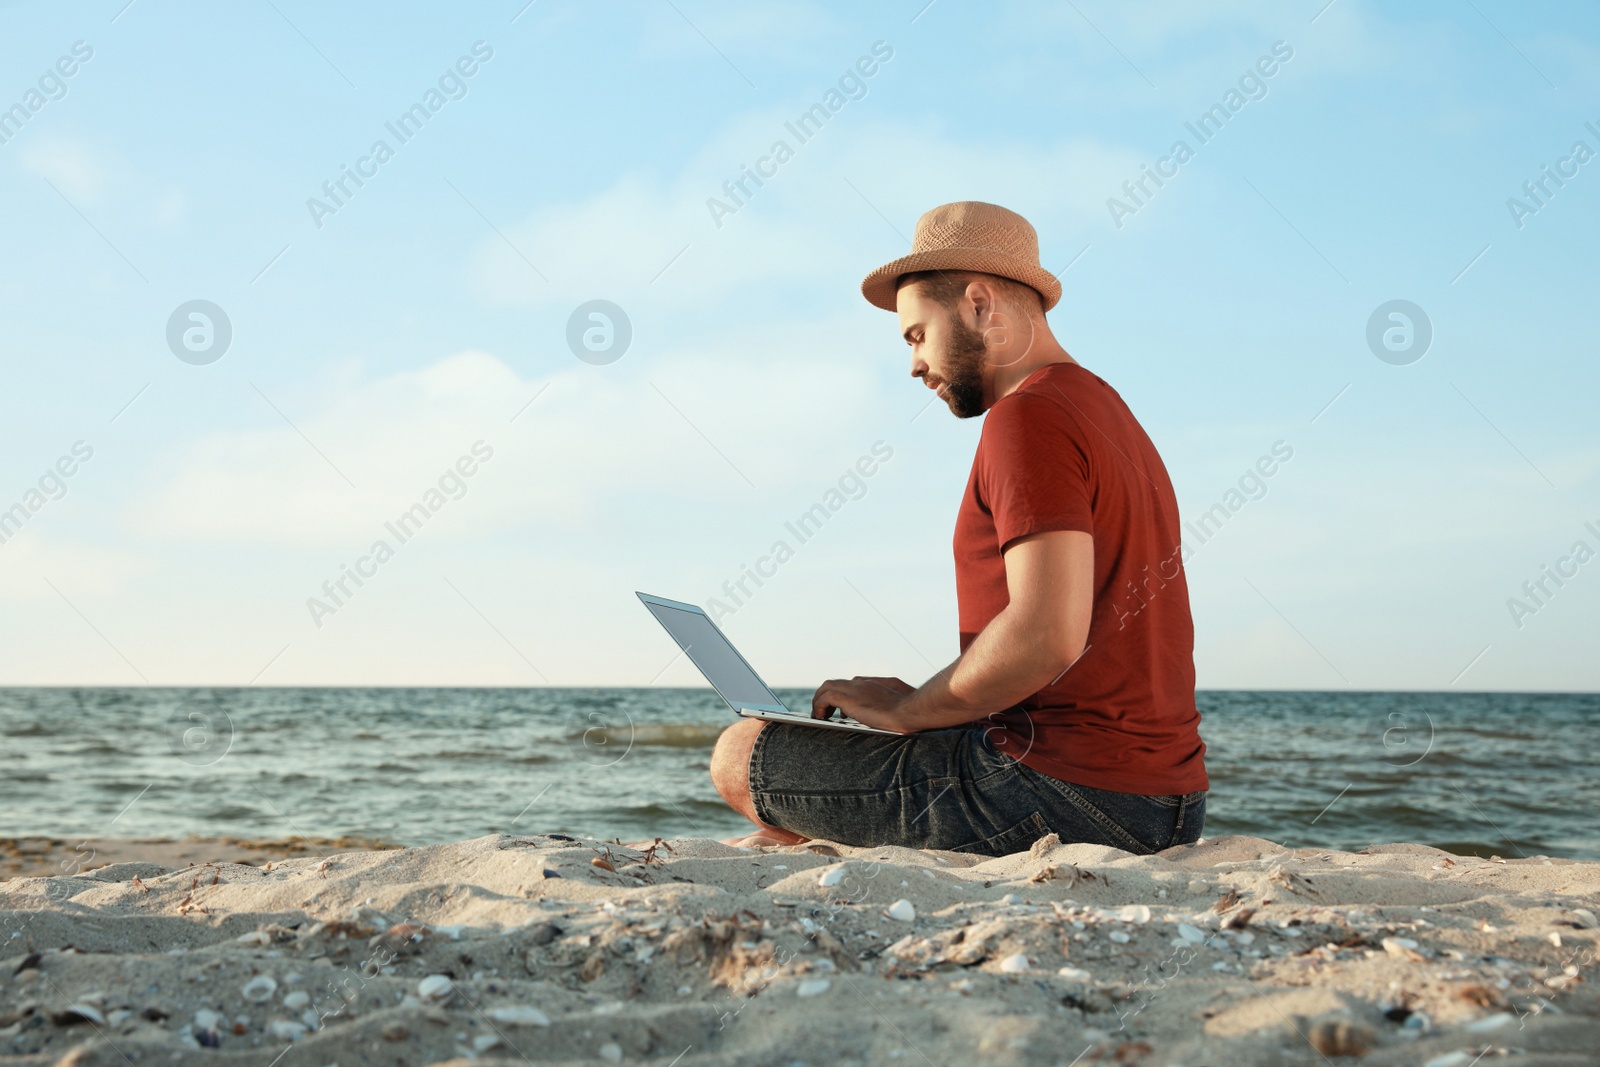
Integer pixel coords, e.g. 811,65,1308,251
964,279,993,325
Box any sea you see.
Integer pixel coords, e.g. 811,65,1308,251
2,689,1596,861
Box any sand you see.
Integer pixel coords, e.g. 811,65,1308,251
1,832,1597,1066
0,838,401,881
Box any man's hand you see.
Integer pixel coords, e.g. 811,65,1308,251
807,531,1094,737
811,676,916,732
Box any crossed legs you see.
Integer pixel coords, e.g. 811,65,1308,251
709,718,810,847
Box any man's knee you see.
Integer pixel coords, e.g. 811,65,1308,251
709,718,765,810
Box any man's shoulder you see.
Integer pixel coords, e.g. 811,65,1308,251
985,362,1099,430
975,370,1097,471
1021,360,1106,400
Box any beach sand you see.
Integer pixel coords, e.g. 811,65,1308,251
0,838,401,882
1,832,1596,1066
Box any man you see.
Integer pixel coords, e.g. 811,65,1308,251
710,201,1208,856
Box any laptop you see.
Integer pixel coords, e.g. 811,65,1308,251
636,592,899,735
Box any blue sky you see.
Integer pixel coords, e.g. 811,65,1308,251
0,0,1596,691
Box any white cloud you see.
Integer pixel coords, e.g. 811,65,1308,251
20,136,106,202
635,0,847,67
0,530,156,601
132,338,886,549
466,117,1142,310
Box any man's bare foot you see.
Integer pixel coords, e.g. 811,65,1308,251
720,829,810,848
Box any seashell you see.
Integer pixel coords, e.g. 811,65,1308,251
1056,966,1092,982
1117,904,1151,924
818,866,847,888
193,1010,223,1032
1176,923,1205,943
472,1034,501,1052
998,953,1030,973
1569,907,1598,929
1465,1012,1515,1034
265,1019,307,1042
241,976,278,1003
1381,936,1424,960
885,899,916,923
235,930,271,946
1107,930,1131,944
299,1008,320,1030
796,978,831,997
488,1005,551,1027
1000,893,1021,905
51,1004,107,1027
375,921,430,948
416,974,454,1002
1307,1016,1373,1057
282,991,309,1011
1546,931,1562,947
599,1042,623,1063
591,857,615,872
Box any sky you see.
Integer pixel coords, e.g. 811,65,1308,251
0,0,1596,692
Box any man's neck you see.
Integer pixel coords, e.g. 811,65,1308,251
989,330,1076,404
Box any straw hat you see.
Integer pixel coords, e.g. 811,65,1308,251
860,201,1061,312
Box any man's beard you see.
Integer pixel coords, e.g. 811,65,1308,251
936,313,988,418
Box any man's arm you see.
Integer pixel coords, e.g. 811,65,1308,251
811,529,1093,732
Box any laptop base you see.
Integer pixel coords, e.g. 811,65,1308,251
738,707,899,736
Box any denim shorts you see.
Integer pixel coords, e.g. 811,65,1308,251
747,721,1205,857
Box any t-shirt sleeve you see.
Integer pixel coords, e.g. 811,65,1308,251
978,392,1093,551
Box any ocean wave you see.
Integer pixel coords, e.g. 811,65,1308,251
2,688,1593,857
570,723,725,748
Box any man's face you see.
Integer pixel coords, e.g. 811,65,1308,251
897,283,989,418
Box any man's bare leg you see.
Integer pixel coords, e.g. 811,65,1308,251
709,718,810,847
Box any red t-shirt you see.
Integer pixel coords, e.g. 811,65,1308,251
953,361,1207,795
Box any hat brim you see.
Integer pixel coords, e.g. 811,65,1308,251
860,247,1062,313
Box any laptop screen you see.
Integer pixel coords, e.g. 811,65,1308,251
642,601,785,712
